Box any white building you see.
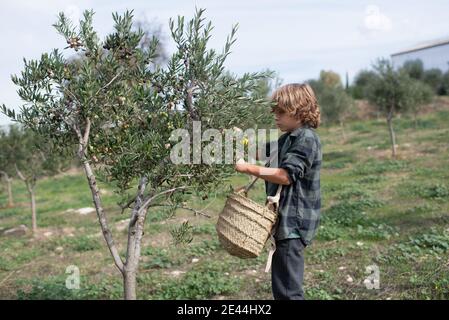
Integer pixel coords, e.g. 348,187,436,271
391,36,449,72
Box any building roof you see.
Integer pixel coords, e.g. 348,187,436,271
391,36,449,57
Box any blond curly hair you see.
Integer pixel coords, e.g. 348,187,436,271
270,83,321,128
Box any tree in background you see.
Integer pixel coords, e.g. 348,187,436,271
2,8,274,299
422,68,444,95
319,70,342,88
350,70,378,100
0,125,68,236
308,70,353,138
441,71,449,96
365,58,434,158
404,78,434,128
400,59,446,96
401,59,424,80
0,129,15,208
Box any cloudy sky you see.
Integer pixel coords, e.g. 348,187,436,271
1,0,449,125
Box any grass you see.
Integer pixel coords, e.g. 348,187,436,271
1,102,449,300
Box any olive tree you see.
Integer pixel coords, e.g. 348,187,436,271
404,79,434,128
307,71,353,140
0,125,66,236
401,59,424,80
366,58,434,157
2,8,274,299
0,128,15,208
351,69,378,100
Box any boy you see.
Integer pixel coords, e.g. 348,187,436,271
234,83,322,300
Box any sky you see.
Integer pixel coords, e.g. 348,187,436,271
1,0,449,125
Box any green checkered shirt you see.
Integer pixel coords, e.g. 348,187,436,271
265,124,322,247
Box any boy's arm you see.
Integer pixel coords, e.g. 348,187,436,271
279,135,316,184
235,162,291,185
237,134,317,185
239,140,288,184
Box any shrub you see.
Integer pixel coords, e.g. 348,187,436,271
16,276,123,300
323,198,384,227
377,228,449,263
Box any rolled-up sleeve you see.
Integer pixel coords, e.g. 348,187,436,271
279,135,316,184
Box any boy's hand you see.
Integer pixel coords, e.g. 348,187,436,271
234,158,248,174
234,158,291,185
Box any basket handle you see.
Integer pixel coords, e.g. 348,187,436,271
266,184,283,212
234,176,259,197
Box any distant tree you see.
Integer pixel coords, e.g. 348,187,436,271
0,125,67,236
345,72,349,92
441,70,449,95
0,128,15,208
308,71,353,133
350,69,378,99
404,79,434,128
422,68,444,95
365,58,434,158
319,70,342,88
401,59,424,80
400,60,445,95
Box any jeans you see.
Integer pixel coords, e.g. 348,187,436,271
271,238,306,300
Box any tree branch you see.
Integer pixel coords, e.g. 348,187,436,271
14,164,26,182
127,176,149,264
86,70,124,107
128,176,149,227
81,157,124,273
83,117,91,146
149,203,212,218
0,170,8,180
119,194,137,214
137,186,192,216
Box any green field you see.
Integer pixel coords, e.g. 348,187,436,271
1,100,449,300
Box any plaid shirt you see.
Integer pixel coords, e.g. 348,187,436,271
265,124,322,247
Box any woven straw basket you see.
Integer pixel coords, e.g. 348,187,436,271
216,182,281,258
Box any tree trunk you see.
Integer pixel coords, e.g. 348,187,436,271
0,172,14,207
124,229,139,300
13,166,37,235
26,183,37,237
122,176,149,300
74,119,128,298
81,158,124,273
414,112,418,129
7,178,14,207
387,113,397,158
123,269,137,300
30,188,37,235
340,121,346,141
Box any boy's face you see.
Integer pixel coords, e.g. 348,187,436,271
273,109,301,132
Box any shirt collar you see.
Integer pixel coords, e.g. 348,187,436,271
289,123,311,137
